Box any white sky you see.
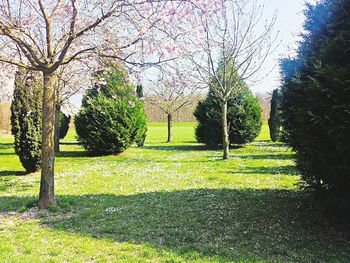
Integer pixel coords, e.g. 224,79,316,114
251,0,311,94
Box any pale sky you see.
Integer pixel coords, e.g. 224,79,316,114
251,0,311,94
0,0,313,104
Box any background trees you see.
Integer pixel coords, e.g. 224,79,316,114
75,66,147,155
280,0,350,196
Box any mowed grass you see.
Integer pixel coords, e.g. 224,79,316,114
0,122,349,262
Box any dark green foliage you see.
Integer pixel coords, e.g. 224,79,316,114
135,84,147,147
268,89,282,142
194,87,262,146
59,112,71,140
280,0,350,195
10,70,42,173
75,66,147,155
136,84,144,98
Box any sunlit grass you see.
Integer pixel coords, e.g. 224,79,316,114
0,122,349,262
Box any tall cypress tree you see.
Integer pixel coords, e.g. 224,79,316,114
11,69,43,173
268,89,282,142
280,0,350,195
135,84,147,147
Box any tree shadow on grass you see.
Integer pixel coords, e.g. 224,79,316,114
143,144,243,152
230,165,299,176
0,170,26,177
0,143,14,155
252,140,289,148
59,142,80,145
1,189,349,262
143,144,210,152
0,143,13,150
235,153,295,160
55,151,90,158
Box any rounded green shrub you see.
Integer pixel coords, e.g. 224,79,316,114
75,66,147,155
11,69,42,173
194,87,262,146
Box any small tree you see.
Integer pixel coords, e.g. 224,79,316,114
11,69,42,173
148,70,198,142
75,65,147,155
184,0,277,159
268,89,282,142
195,85,262,147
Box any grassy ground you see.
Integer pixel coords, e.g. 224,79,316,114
0,123,349,262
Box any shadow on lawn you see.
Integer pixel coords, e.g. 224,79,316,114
143,144,243,152
0,170,26,177
231,165,299,175
143,144,210,152
0,143,14,155
252,140,288,147
0,189,349,262
55,151,90,158
0,143,13,150
236,153,295,160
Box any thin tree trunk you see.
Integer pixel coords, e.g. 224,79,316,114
54,103,60,153
38,72,57,209
167,113,173,143
222,100,229,160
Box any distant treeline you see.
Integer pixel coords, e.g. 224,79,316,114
145,93,271,123
0,102,11,132
0,93,271,131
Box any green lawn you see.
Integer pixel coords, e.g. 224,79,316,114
0,123,349,262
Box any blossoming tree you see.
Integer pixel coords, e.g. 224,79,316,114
184,0,279,159
147,67,200,142
0,0,219,208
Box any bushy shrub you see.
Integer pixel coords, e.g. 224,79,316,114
59,112,71,140
268,89,282,142
280,0,350,195
194,87,262,146
75,66,147,155
11,69,42,173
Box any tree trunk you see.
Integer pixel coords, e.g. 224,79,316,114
222,101,229,160
38,72,58,209
54,103,60,153
167,113,173,143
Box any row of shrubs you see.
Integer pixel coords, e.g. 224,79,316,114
11,63,262,173
11,65,148,173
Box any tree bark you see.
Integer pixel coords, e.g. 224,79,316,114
222,100,229,160
38,72,58,209
54,103,60,153
167,113,173,143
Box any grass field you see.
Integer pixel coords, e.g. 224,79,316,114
0,122,349,262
